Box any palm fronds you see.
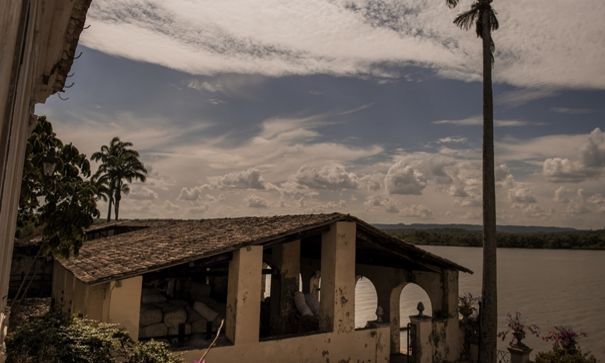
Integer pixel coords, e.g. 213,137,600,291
452,0,499,65
93,137,147,221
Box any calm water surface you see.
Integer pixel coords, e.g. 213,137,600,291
355,246,605,361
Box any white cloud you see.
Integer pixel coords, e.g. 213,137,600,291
552,188,605,216
211,168,268,190
294,164,359,190
508,186,537,207
495,163,511,182
358,173,383,192
553,186,573,203
581,128,605,168
384,162,427,195
542,158,588,183
185,75,265,96
177,186,207,201
81,0,605,89
551,107,593,115
362,195,431,219
433,116,536,128
126,185,159,201
400,204,433,219
542,128,605,182
438,136,467,145
245,194,269,208
587,194,605,213
497,88,557,107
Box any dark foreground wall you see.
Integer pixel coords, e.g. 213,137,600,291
9,244,53,298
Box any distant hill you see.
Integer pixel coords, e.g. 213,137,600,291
373,223,578,234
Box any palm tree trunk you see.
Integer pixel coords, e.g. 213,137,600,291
106,195,113,222
479,4,498,363
114,187,121,221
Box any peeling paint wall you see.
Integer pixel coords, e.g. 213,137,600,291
181,326,390,363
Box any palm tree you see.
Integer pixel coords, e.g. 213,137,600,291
91,172,112,220
446,0,499,361
112,148,147,220
92,137,147,221
92,137,121,222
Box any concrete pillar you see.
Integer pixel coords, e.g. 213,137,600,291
442,270,463,361
269,240,300,335
509,345,532,363
319,222,356,334
390,284,404,354
409,315,433,363
226,246,263,344
108,276,143,339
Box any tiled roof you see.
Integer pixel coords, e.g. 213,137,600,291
58,213,471,284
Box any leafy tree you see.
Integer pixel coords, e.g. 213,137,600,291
92,137,147,221
17,116,99,258
446,0,500,361
6,311,180,363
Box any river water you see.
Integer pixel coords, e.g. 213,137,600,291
354,246,605,361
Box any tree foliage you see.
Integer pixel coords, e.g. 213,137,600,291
6,311,180,363
92,137,147,221
17,116,99,258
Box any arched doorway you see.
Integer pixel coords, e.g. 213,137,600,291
390,282,433,357
354,276,378,329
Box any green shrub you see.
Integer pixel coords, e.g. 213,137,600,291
6,311,179,363
128,340,181,363
535,348,597,363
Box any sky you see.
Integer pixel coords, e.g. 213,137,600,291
36,0,605,228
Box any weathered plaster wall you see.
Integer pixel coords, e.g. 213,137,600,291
225,245,263,344
107,276,143,339
181,326,391,363
319,221,356,333
52,262,141,338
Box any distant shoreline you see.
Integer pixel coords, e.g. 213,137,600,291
412,242,605,251
381,228,605,250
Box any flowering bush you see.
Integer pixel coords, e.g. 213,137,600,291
535,326,596,363
542,326,585,353
497,312,539,346
458,293,479,319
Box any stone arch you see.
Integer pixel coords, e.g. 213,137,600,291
389,282,434,354
354,275,378,329
400,283,433,320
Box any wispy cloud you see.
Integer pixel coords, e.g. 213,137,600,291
497,88,557,107
433,116,539,127
81,0,605,89
551,107,594,115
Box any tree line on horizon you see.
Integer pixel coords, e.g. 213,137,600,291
390,228,605,250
